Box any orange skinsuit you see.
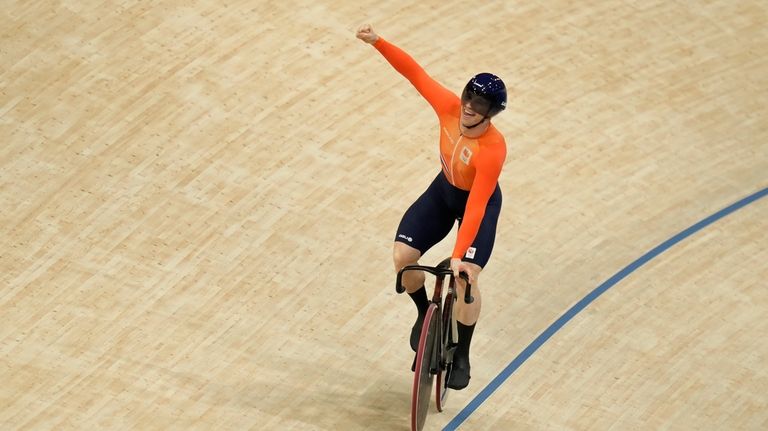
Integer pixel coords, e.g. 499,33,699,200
374,38,507,260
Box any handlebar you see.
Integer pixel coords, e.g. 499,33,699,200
395,264,474,304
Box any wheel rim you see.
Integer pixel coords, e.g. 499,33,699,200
411,304,438,431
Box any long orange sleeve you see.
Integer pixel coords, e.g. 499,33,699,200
374,38,456,116
451,142,505,259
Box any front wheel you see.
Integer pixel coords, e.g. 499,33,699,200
411,303,438,431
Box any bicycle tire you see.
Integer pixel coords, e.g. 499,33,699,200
411,303,438,431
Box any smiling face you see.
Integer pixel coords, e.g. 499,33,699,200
460,93,492,129
461,89,491,127
461,100,485,125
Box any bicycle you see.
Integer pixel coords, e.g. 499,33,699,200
395,257,474,431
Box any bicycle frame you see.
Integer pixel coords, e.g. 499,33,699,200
396,262,474,371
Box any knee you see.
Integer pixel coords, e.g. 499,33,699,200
457,263,483,289
393,243,420,271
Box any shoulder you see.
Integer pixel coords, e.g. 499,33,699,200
471,126,505,175
437,97,462,120
479,126,507,158
434,91,462,116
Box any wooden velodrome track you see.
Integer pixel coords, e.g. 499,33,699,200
2,1,766,430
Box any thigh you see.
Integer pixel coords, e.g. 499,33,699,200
394,174,457,255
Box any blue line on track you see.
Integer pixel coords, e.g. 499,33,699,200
443,186,768,430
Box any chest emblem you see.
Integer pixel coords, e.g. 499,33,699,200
460,147,473,165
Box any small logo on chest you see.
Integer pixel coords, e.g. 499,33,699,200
460,147,473,165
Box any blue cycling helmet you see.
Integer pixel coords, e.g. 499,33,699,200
461,73,507,118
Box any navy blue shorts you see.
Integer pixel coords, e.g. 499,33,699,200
394,172,502,268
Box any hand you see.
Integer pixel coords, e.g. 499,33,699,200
356,24,379,44
450,258,476,285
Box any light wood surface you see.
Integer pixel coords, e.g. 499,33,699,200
1,1,766,430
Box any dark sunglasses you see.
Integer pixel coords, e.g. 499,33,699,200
461,90,492,117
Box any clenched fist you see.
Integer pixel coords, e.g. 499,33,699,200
356,24,379,44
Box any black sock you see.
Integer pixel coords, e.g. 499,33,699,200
408,286,429,316
456,321,476,359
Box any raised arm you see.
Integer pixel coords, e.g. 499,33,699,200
357,24,457,115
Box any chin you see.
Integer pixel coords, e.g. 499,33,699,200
462,118,484,127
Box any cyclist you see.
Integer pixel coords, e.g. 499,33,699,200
357,24,507,390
